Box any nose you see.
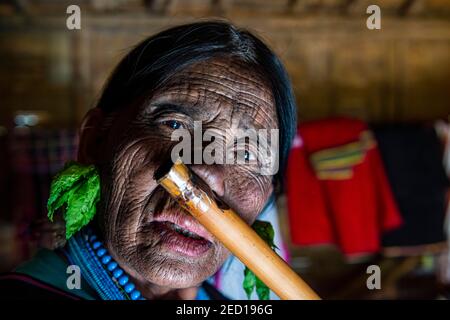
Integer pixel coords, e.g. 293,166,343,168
189,164,225,198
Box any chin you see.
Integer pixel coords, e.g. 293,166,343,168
140,256,215,288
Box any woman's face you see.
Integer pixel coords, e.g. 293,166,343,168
95,57,278,289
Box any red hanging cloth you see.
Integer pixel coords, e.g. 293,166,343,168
286,117,402,259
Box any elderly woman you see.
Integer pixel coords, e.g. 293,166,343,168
1,21,297,300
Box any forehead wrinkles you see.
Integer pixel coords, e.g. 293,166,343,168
154,58,278,130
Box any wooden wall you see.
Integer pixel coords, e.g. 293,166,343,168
0,2,449,128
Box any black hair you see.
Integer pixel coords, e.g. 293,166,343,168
96,21,297,193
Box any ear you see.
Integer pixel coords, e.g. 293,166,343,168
78,108,105,165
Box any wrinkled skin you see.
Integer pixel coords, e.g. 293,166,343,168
78,57,278,299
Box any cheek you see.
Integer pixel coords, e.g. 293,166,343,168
222,169,273,224
108,125,175,185
101,132,169,233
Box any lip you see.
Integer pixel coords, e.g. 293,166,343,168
151,221,213,257
153,211,214,243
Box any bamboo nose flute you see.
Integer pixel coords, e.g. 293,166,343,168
155,159,320,300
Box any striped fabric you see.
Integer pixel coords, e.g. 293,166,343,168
310,131,376,180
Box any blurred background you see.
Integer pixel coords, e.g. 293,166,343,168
0,0,449,299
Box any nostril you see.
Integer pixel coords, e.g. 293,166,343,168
213,191,230,210
190,165,225,198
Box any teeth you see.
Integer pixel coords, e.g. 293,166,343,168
171,223,201,239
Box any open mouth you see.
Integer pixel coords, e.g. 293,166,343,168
165,221,205,240
151,220,213,257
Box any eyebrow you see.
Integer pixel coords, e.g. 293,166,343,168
149,102,268,130
149,102,194,117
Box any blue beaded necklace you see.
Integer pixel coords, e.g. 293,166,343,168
67,227,144,300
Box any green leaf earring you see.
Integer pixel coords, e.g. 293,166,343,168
47,161,100,239
243,220,279,300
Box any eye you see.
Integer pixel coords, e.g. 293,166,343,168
244,150,256,162
162,120,183,130
244,150,250,161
